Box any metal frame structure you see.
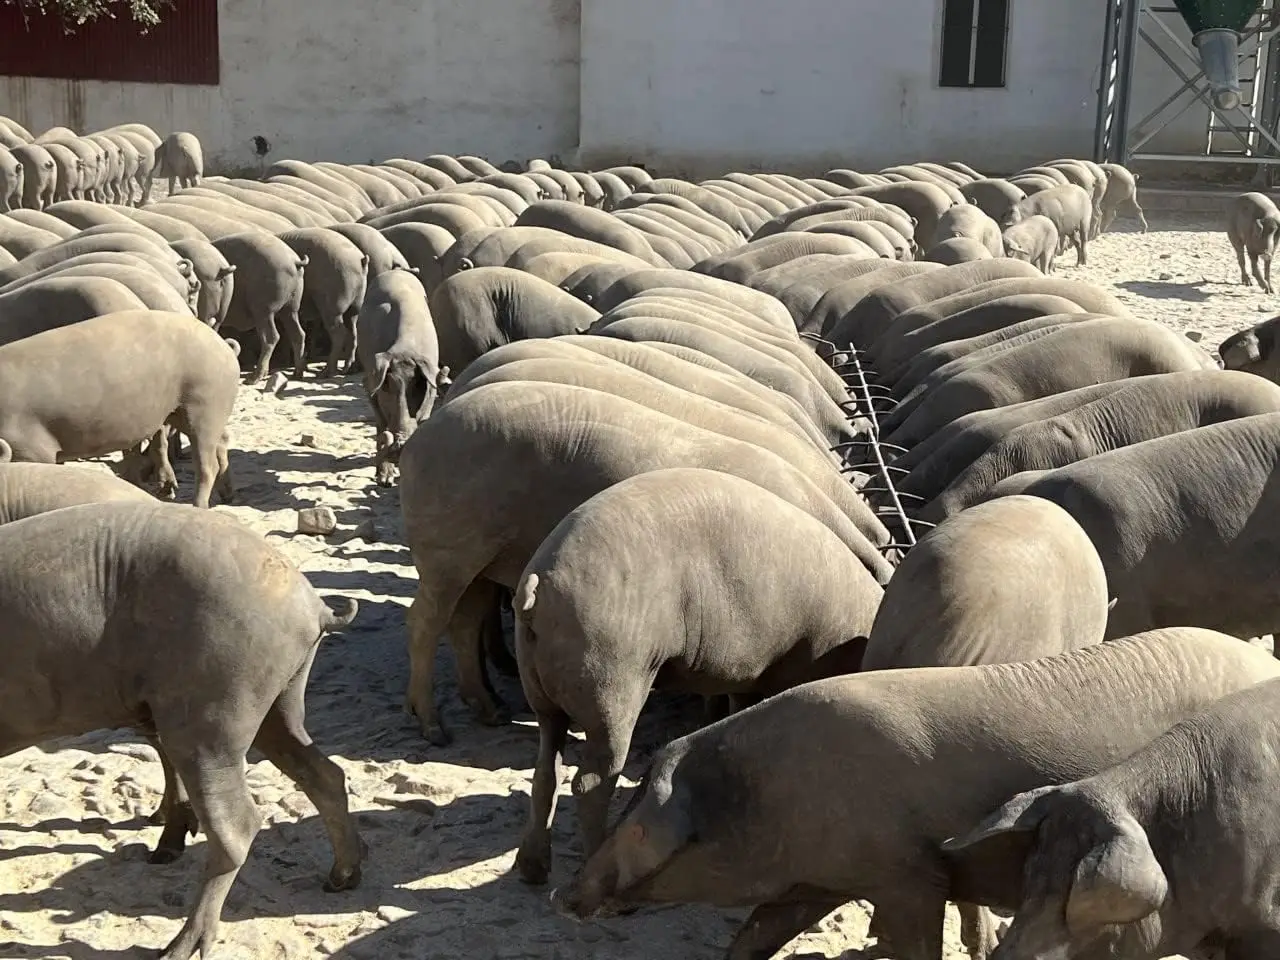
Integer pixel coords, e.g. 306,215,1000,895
1095,0,1280,173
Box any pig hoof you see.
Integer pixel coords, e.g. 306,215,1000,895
323,862,362,893
475,703,511,727
425,723,452,747
514,847,551,885
148,844,183,865
147,805,167,826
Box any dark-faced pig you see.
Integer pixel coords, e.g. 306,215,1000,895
513,467,883,883
555,629,1280,960
0,500,361,959
946,675,1280,959
355,269,444,486
0,309,239,506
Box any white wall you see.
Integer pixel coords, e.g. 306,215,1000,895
578,0,1110,176
1,0,583,172
3,0,1223,179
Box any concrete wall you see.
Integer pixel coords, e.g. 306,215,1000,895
577,0,1110,176
1,0,583,172
2,0,1224,178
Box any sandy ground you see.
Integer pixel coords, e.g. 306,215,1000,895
0,210,1254,959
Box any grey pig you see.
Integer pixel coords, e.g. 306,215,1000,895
1226,191,1280,293
0,500,361,959
555,629,1280,960
946,674,1280,959
513,467,882,884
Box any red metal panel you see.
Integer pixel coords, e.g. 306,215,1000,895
0,0,219,85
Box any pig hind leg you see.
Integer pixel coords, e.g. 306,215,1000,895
249,309,282,383
1236,236,1252,285
447,578,510,726
154,730,260,960
172,410,229,509
148,426,179,500
320,313,346,378
572,681,651,861
515,708,570,885
148,734,200,864
252,672,363,892
275,302,308,379
1122,195,1149,232
405,569,477,745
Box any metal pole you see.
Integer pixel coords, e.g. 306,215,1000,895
1095,0,1124,161
1116,0,1144,164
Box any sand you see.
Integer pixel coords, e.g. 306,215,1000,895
0,211,1249,959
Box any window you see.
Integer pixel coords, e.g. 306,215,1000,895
939,0,1009,88
0,0,219,86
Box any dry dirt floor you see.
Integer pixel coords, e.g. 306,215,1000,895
0,210,1248,959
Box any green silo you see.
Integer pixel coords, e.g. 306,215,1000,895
1172,0,1265,109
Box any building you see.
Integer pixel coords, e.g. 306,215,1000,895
0,0,1214,177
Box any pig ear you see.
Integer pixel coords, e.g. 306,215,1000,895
942,787,1051,854
1065,818,1167,933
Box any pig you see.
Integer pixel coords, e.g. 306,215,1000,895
355,270,445,486
1002,184,1093,266
212,232,308,382
945,675,1280,959
0,500,361,959
153,130,204,194
862,496,1109,670
428,266,600,376
0,143,23,211
10,142,56,209
280,227,370,376
513,468,883,884
1227,191,1280,293
1098,162,1148,234
0,310,239,506
1001,214,1059,273
555,629,1280,960
0,459,153,522
0,275,148,344
923,236,994,264
933,203,1003,257
400,382,890,744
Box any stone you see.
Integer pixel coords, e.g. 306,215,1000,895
297,506,338,536
299,433,318,448
1184,330,1203,342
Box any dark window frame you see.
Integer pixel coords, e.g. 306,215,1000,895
0,1,220,86
939,0,1010,89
